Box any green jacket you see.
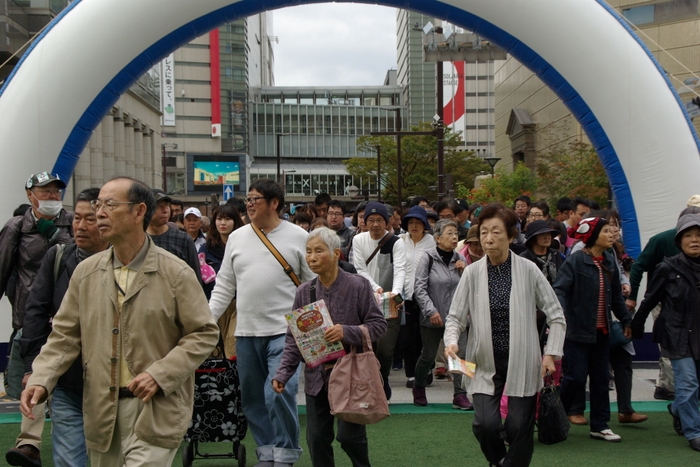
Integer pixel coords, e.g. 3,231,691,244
628,228,679,301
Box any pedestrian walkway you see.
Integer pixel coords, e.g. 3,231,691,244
0,363,666,422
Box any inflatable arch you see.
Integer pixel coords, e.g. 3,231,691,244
1,0,699,257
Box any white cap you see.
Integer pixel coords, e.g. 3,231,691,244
687,194,700,208
184,207,202,218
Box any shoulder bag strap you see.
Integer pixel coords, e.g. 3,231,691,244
310,278,317,302
365,233,391,266
53,244,67,285
251,223,301,287
359,324,372,352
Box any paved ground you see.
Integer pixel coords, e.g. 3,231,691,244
298,362,662,407
1,363,663,415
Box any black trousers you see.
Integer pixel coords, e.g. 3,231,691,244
472,354,537,467
398,300,423,378
305,387,370,467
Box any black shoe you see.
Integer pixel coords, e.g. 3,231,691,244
426,371,434,386
383,380,392,401
6,445,41,467
668,403,684,436
690,437,700,452
655,386,675,401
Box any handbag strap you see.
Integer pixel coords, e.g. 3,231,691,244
358,325,372,352
365,233,391,266
251,223,301,287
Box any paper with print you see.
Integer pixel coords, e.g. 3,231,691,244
374,292,399,319
448,356,476,378
285,299,346,368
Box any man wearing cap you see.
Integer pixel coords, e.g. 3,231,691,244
626,198,700,401
13,188,109,467
1,172,73,466
147,189,202,284
351,202,406,400
20,176,219,467
184,207,206,250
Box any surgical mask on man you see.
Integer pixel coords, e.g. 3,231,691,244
32,193,63,218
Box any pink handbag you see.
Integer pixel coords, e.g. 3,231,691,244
328,325,390,425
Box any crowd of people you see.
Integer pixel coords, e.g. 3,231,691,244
1,171,700,467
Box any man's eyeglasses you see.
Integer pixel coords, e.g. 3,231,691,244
90,199,135,212
33,188,64,197
244,196,265,205
527,212,544,219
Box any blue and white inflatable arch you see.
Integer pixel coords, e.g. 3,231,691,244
1,0,699,256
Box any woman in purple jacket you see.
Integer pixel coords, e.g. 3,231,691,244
273,227,387,467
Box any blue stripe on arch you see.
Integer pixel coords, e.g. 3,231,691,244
21,0,652,255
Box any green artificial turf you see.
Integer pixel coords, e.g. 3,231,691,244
0,411,697,466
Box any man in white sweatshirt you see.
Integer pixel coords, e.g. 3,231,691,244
352,202,406,400
208,179,314,467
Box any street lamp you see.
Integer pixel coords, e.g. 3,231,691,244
276,133,290,183
161,142,178,192
374,145,381,202
483,156,501,177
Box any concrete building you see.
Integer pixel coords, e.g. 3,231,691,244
396,10,501,153
494,0,700,170
248,82,404,201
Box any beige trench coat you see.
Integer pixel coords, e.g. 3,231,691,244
28,237,219,452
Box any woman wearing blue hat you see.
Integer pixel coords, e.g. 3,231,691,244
399,206,435,388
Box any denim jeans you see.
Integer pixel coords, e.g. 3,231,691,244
670,358,700,440
49,386,88,467
559,332,611,432
236,335,302,463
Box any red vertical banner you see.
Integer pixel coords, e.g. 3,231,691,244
210,29,221,125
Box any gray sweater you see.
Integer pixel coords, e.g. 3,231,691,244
414,248,465,327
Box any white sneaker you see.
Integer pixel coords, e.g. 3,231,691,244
590,429,621,442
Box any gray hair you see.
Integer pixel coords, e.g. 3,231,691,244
307,226,341,253
433,219,458,237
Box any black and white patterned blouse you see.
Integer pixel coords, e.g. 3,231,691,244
487,252,512,356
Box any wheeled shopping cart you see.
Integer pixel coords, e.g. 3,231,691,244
182,357,248,467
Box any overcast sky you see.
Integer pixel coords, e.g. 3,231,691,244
271,4,398,87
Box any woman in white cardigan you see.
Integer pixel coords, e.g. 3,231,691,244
445,204,566,467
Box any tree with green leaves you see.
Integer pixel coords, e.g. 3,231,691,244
535,140,609,208
344,122,490,204
460,162,538,206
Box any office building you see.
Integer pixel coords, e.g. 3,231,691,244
494,0,700,169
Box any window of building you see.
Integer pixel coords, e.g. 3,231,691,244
622,0,698,25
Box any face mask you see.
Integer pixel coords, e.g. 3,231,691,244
32,193,63,218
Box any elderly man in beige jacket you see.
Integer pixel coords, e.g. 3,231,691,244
21,177,219,467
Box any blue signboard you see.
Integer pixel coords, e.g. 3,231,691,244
223,184,234,201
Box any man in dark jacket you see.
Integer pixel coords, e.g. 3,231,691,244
626,202,700,401
0,172,73,332
2,172,73,467
9,188,110,467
